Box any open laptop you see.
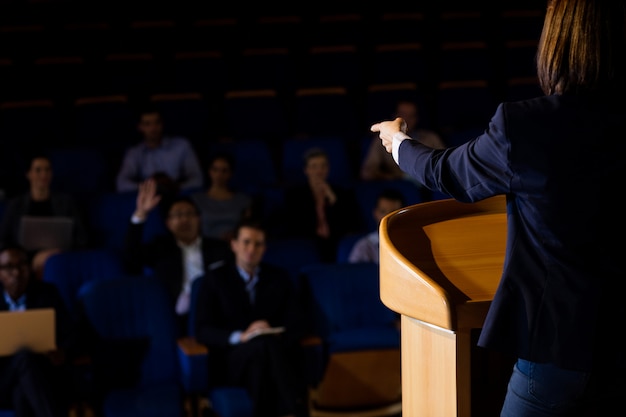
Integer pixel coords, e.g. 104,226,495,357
0,308,56,356
18,216,74,252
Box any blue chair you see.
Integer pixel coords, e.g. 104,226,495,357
353,178,424,231
205,138,279,196
48,147,112,197
42,248,125,318
300,262,402,416
76,275,185,417
335,232,367,264
85,191,167,254
280,136,354,188
264,237,322,285
177,276,253,417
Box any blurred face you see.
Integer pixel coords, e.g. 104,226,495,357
373,197,404,224
304,155,330,183
395,101,419,132
0,248,31,300
209,157,233,187
26,157,53,189
231,226,266,273
166,201,200,244
137,112,164,145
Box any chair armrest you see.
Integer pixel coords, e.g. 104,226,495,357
300,335,323,347
177,336,209,355
177,337,209,393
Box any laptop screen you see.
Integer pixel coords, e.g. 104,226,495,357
18,216,74,251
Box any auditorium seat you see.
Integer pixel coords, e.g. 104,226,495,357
0,98,68,153
280,135,354,188
171,50,232,97
230,47,300,94
369,42,431,87
291,86,362,141
150,92,216,145
221,88,291,143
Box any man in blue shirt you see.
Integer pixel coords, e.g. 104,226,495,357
115,104,203,194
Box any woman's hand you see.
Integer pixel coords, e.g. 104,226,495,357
370,117,407,153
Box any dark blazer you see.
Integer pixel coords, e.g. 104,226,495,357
0,192,89,250
396,93,626,371
283,182,362,262
123,221,232,307
193,261,302,350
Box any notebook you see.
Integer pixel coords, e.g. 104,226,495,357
18,215,74,251
0,308,56,356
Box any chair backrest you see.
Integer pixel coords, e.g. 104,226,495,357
221,88,291,143
231,48,300,94
370,43,430,86
291,86,361,140
70,94,135,152
150,92,215,145
0,99,67,152
85,191,167,253
435,80,497,137
353,178,424,231
77,275,181,388
335,232,369,264
48,147,112,197
171,50,232,96
302,44,365,91
205,137,279,195
263,237,322,285
300,262,399,352
280,136,354,188
42,248,125,318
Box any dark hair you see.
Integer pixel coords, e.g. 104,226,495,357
161,195,200,219
0,244,29,262
233,218,266,239
134,102,163,122
208,151,236,171
302,147,328,167
24,151,52,172
378,188,406,206
537,0,626,96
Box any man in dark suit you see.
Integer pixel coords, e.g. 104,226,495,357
193,218,304,417
123,178,232,336
0,244,77,417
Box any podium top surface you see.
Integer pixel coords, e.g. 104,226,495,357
379,196,506,330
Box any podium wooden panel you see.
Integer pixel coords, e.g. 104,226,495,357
379,195,507,417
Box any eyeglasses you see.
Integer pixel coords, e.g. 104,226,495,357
168,211,198,219
0,261,29,271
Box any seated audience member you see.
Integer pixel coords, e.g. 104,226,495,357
360,99,446,181
115,104,204,194
0,154,88,278
194,218,304,417
348,188,405,264
191,152,253,242
123,178,232,335
0,245,79,417
283,147,361,263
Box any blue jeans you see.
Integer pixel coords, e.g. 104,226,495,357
500,359,590,417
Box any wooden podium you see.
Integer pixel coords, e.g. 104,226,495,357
379,195,508,417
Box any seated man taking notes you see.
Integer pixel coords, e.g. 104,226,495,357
193,219,305,417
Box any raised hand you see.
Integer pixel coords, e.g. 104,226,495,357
133,178,162,221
